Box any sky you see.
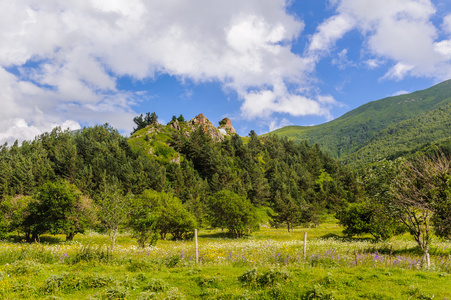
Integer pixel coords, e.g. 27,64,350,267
2,0,451,145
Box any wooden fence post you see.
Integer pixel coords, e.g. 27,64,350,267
195,229,199,264
354,247,358,266
303,232,307,262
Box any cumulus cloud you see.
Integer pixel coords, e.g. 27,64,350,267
240,85,338,120
391,90,410,97
364,59,383,69
308,15,355,56
310,0,451,81
443,14,451,34
331,49,354,69
383,63,415,80
0,0,339,144
268,118,293,132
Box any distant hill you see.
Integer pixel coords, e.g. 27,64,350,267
267,80,451,166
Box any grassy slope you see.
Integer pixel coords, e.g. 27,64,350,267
269,80,451,165
127,124,180,164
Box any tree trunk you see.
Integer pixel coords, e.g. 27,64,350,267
109,228,118,250
422,246,431,269
31,232,39,243
66,232,75,241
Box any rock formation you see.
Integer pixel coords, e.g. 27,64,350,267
189,113,225,142
218,118,236,135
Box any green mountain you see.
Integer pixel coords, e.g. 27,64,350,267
268,80,451,166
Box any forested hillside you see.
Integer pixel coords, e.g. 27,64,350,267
341,103,451,165
0,116,360,242
269,80,451,166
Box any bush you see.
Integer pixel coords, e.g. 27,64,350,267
337,201,404,241
83,274,114,289
238,268,290,287
302,284,335,300
196,275,219,288
257,268,290,287
143,278,169,292
238,268,259,286
100,287,128,299
164,255,181,268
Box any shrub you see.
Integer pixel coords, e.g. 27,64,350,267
257,268,290,287
164,255,181,268
302,284,335,300
196,275,219,288
239,268,290,287
83,274,114,289
238,268,259,286
100,286,128,299
143,278,169,292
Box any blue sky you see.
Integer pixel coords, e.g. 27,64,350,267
1,0,451,144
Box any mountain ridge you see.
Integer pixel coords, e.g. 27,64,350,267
267,79,451,166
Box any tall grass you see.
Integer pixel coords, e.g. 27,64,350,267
0,225,450,299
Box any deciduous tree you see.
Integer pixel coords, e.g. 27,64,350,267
97,185,132,250
208,190,259,238
391,153,451,262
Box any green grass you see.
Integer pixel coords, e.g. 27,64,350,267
1,223,451,299
128,125,180,164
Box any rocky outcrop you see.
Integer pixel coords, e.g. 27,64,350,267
169,119,180,130
190,113,209,126
188,113,225,142
218,118,236,135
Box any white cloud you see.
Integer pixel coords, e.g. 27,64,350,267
383,63,415,80
309,0,451,81
240,86,337,120
0,0,340,143
443,14,451,34
364,59,383,69
308,15,355,57
268,117,292,132
331,49,354,69
434,40,451,58
391,90,410,97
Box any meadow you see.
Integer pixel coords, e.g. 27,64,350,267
1,219,450,300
